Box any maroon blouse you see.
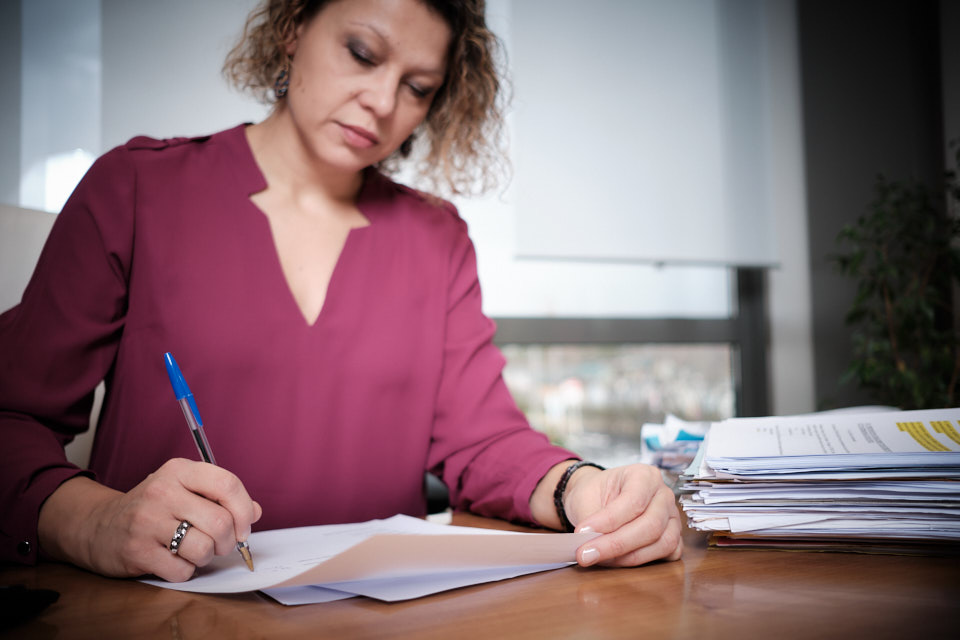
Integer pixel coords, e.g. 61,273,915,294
0,125,576,564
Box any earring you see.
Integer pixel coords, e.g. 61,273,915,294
274,68,290,98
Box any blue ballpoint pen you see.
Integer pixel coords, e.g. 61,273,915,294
163,352,255,571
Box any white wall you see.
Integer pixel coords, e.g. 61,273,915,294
763,1,814,415
20,0,100,213
101,0,268,150
509,0,777,268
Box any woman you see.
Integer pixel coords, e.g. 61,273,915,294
0,0,682,582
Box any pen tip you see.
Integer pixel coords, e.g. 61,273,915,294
238,541,254,572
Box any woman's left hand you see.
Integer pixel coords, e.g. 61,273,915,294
561,463,683,567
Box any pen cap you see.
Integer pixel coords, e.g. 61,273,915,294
163,352,204,427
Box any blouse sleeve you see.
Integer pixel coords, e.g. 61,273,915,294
425,212,577,524
0,147,135,564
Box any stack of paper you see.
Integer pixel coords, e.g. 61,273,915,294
680,408,960,553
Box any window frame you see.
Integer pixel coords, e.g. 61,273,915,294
493,267,769,418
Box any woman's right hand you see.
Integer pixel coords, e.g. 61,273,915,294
37,458,262,582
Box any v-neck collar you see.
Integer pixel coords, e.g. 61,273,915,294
216,124,396,328
218,123,391,224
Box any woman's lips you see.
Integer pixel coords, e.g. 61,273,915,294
340,123,379,149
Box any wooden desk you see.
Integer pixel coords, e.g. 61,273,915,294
2,513,958,639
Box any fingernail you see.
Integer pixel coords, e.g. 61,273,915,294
576,525,595,535
580,547,600,566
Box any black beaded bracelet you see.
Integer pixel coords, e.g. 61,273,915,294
553,460,605,532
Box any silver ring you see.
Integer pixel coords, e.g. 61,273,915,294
169,520,191,554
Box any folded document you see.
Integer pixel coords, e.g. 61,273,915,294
141,515,597,604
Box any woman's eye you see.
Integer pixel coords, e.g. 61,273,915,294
348,41,375,66
407,83,429,99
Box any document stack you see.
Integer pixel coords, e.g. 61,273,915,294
680,408,960,554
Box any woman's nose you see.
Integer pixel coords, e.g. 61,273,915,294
358,72,398,117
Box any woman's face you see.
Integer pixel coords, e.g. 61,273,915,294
284,0,451,173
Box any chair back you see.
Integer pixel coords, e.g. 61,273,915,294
0,203,100,466
0,203,56,313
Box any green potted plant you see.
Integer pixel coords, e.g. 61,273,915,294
832,144,960,409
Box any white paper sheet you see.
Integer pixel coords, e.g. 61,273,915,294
705,408,960,474
141,515,598,603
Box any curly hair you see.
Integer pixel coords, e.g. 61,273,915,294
222,0,509,197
